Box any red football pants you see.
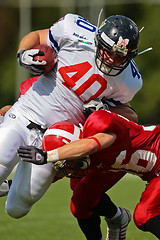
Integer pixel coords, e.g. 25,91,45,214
134,175,160,229
70,170,125,219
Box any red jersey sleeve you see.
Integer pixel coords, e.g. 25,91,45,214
83,110,126,137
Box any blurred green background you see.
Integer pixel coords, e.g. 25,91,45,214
1,0,160,124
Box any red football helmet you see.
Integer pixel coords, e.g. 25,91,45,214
42,122,89,178
42,122,82,151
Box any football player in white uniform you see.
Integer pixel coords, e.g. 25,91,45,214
0,14,142,220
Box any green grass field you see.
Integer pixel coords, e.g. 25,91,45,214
0,174,157,240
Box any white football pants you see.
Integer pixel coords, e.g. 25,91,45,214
0,109,56,218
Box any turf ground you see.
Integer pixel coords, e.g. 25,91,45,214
0,174,157,240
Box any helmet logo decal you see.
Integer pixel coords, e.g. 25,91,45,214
36,153,43,161
112,36,129,56
117,36,129,48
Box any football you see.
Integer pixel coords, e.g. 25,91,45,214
33,44,57,74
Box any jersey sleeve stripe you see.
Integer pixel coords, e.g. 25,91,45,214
49,29,59,53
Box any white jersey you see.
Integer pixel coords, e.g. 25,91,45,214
13,13,142,129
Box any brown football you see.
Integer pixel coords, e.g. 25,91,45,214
33,44,57,74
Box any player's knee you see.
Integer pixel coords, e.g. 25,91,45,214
70,197,91,219
5,189,33,219
70,204,84,218
5,199,31,219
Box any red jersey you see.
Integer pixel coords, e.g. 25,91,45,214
83,110,160,181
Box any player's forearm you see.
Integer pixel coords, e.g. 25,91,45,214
47,138,97,163
110,103,138,123
17,29,49,53
47,132,116,163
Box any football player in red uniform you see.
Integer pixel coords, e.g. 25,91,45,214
18,109,160,239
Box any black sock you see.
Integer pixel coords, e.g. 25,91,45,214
143,215,160,239
77,214,102,240
93,193,117,219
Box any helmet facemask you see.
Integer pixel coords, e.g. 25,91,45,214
95,39,131,76
54,156,90,178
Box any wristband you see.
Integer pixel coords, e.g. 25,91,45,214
87,136,101,152
47,149,59,163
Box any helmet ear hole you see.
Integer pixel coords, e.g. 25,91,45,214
95,15,139,76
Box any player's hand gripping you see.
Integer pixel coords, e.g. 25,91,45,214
17,146,47,165
17,49,46,75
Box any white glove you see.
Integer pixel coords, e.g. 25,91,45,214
0,114,4,124
17,49,46,75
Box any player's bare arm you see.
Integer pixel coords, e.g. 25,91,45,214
17,132,116,164
109,103,138,123
17,29,49,52
50,132,116,161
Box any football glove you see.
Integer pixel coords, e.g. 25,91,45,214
17,49,46,75
17,145,47,165
83,98,109,119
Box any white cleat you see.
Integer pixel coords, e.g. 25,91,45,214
0,180,12,197
105,207,131,240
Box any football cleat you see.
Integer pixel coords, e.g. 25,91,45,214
105,207,131,240
0,180,12,197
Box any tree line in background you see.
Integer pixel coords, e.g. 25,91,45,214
0,3,160,124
